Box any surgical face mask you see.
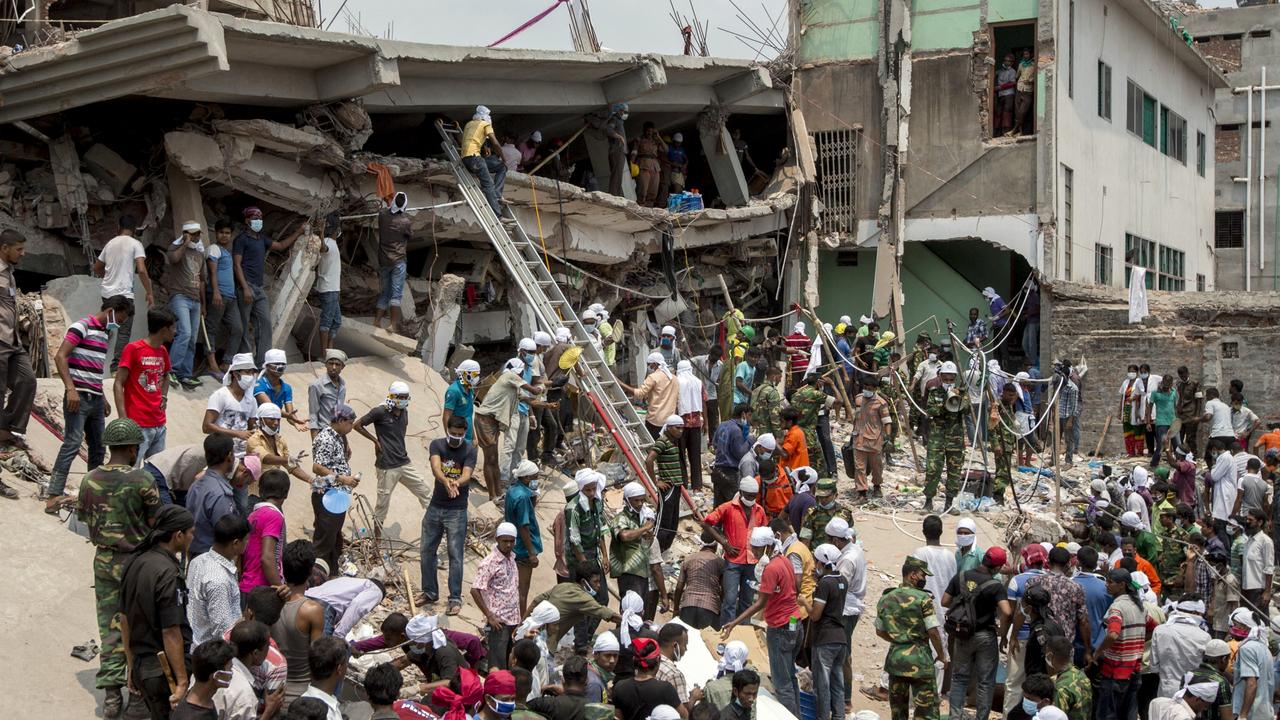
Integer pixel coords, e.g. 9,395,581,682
447,433,465,448
106,310,120,333
759,450,772,459
661,337,673,348
266,363,285,376
237,374,255,391
956,533,976,548
928,353,937,362
1022,699,1040,717
261,421,279,436
584,322,596,333
249,218,264,232
862,390,875,398
390,397,410,410
1127,372,1137,380
819,498,836,509
529,478,540,492
488,698,517,717
942,383,955,391
1140,372,1149,380
740,497,755,507
621,112,630,120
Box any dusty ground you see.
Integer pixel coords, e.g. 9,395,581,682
0,356,1115,717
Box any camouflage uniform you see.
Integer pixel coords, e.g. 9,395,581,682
800,479,853,543
790,384,829,473
989,401,1019,501
907,346,929,431
77,463,161,689
1157,524,1188,598
923,385,965,503
876,558,941,720
751,381,783,439
1053,665,1093,720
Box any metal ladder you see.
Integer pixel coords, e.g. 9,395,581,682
434,121,659,492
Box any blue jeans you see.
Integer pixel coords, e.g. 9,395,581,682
318,291,342,332
766,625,800,716
1023,317,1040,366
948,630,998,720
376,261,407,310
241,284,272,368
813,642,848,720
137,426,166,465
144,462,185,507
462,154,508,216
49,392,106,496
168,294,201,380
1097,674,1140,720
719,562,757,626
421,504,467,602
1151,424,1169,467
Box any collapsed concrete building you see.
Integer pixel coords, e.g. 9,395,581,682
0,3,796,381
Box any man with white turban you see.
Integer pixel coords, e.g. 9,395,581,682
620,352,678,440
701,476,768,626
1148,674,1220,720
704,640,750,710
526,555,621,653
404,613,468,693
565,469,607,594
1150,599,1210,697
460,104,509,216
609,482,657,611
248,401,314,489
810,543,851,720
471,522,521,669
505,459,543,616
354,382,430,528
586,632,621,702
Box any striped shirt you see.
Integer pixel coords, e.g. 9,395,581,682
64,315,110,395
1100,594,1149,680
652,435,684,485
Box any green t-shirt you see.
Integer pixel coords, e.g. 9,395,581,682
1150,389,1176,426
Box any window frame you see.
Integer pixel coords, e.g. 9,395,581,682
1095,243,1113,286
1098,61,1112,120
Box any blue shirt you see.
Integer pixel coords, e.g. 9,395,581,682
232,230,271,288
1233,637,1276,720
517,362,533,416
667,146,687,166
989,297,1007,328
185,469,237,556
443,380,475,443
711,419,752,469
504,482,541,560
1007,568,1046,641
1072,572,1112,652
836,338,854,374
253,377,293,407
208,244,235,299
733,362,755,405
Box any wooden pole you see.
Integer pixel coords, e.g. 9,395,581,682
1092,415,1113,458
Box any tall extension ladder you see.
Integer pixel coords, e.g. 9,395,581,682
434,121,664,500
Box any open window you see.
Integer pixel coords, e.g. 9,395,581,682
991,22,1037,137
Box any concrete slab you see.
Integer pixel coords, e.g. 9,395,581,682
83,143,137,196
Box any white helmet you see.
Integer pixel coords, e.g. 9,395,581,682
388,381,411,396
518,337,537,352
938,361,958,375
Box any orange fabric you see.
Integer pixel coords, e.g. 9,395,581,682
762,467,793,517
366,162,396,205
1112,555,1162,597
781,425,809,475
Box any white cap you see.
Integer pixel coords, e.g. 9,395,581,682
1120,511,1142,529
592,631,620,653
814,543,842,566
673,132,683,142
739,476,759,493
662,414,685,428
1090,478,1107,493
648,706,682,720
228,352,256,372
554,327,571,343
661,325,676,336
182,221,202,233
645,351,665,366
748,526,776,547
623,482,647,499
582,309,598,321
1034,707,1069,720
825,517,854,540
256,402,282,420
389,381,411,395
1065,542,1082,554
533,331,553,347
531,130,543,142
458,359,481,373
939,361,958,375
754,433,776,451
859,314,873,324
956,518,977,533
504,358,525,374
496,522,517,538
793,321,806,334
514,460,540,478
264,348,287,366
518,337,537,352
1131,466,1149,487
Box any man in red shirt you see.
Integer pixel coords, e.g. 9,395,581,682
701,476,768,627
720,525,801,717
782,321,811,395
113,308,175,464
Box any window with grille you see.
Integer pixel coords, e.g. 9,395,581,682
1125,233,1156,289
1063,165,1074,279
1098,61,1112,120
1197,131,1206,176
1095,244,1113,286
1127,80,1157,147
1158,245,1186,291
812,128,859,235
1215,211,1244,248
1161,106,1187,164
1197,274,1206,291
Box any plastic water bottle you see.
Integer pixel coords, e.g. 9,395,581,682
788,615,799,631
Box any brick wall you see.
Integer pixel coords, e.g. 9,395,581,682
1045,282,1280,456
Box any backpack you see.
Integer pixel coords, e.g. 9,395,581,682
944,572,999,639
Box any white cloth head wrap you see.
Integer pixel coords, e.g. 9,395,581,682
749,526,776,549
495,522,517,539
256,402,282,420
622,482,647,500
1091,479,1107,494
223,352,257,386
982,287,998,300
738,476,759,494
575,470,605,511
813,543,842,568
1174,599,1206,615
504,358,526,374
1173,672,1220,702
555,327,571,343
1120,511,1142,529
647,706,681,720
662,414,685,429
619,590,645,645
825,517,854,540
791,466,817,493
474,105,491,121
661,325,676,337
515,600,561,641
593,631,620,654
676,360,702,414
645,352,672,377
717,640,749,674
754,433,776,451
957,518,977,533
1132,466,1150,488
794,321,806,334
1033,707,1068,720
406,614,447,648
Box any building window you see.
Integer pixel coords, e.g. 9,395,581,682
1095,244,1113,286
1127,80,1157,147
1158,245,1186,290
835,251,860,266
1197,131,1206,176
1068,1,1075,99
992,24,1036,136
1215,210,1244,248
1161,106,1187,164
1196,273,1206,291
1062,164,1074,279
1221,342,1239,359
1097,61,1112,120
1125,233,1156,289
811,128,859,235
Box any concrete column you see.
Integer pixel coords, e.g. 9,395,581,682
698,118,750,207
268,233,322,350
165,162,208,239
630,309,649,386
583,129,636,202
419,274,465,372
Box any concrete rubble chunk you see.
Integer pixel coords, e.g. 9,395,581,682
47,135,89,217
1,211,76,276
419,273,465,371
83,143,137,196
166,162,208,238
164,131,224,177
213,119,347,167
269,233,322,350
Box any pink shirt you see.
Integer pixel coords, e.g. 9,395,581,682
240,503,285,593
472,549,521,625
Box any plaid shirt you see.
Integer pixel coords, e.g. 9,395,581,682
1058,379,1081,419
965,318,988,344
657,656,690,703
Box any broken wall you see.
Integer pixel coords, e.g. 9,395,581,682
1046,282,1280,456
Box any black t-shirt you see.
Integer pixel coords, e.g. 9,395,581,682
527,692,588,720
407,641,466,681
811,573,849,646
428,438,478,510
171,699,219,720
119,545,190,657
943,569,1008,632
611,677,681,720
360,405,410,469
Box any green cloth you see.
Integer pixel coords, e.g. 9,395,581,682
77,464,162,552
750,382,783,438
1150,389,1177,426
955,546,984,575
651,435,685,486
609,509,650,578
1134,530,1162,564
565,495,605,573
875,584,940,679
1054,665,1093,720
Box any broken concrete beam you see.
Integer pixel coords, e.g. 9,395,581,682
419,273,465,372
342,316,419,355
0,211,77,276
165,130,341,215
83,143,137,196
268,233,322,351
166,162,208,239
165,131,223,176
213,119,347,167
48,135,89,217
0,140,48,162
35,198,69,229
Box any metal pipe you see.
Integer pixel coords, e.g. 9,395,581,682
1247,85,1254,292
1262,66,1268,272
338,201,466,220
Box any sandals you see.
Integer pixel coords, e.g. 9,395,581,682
446,600,463,616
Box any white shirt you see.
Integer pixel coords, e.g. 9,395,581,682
1126,491,1151,531
1234,452,1260,481
98,234,145,298
1242,531,1275,591
208,386,258,457
1149,614,1210,697
1147,697,1196,720
1129,266,1149,323
1233,405,1260,436
501,143,522,171
305,577,383,638
300,685,342,720
186,550,241,646
912,545,957,629
837,541,867,617
1211,451,1241,521
1205,398,1234,438
315,237,341,293
214,658,260,720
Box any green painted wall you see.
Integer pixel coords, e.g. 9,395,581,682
912,7,982,51
987,0,1039,22
814,244,988,341
797,0,879,63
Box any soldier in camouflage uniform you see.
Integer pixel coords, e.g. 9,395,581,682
1045,636,1092,720
800,478,852,544
750,364,784,439
876,556,946,720
923,361,965,509
790,374,830,473
1155,506,1188,598
989,383,1020,504
76,418,162,719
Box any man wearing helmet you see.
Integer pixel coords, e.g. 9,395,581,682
924,360,967,510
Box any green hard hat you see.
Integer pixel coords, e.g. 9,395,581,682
740,325,756,340
815,478,838,495
103,418,144,447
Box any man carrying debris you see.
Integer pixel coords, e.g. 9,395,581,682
232,206,307,367
461,105,510,218
164,221,207,389
77,418,162,718
95,215,154,373
923,360,966,510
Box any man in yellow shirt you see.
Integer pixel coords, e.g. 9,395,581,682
460,105,509,217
